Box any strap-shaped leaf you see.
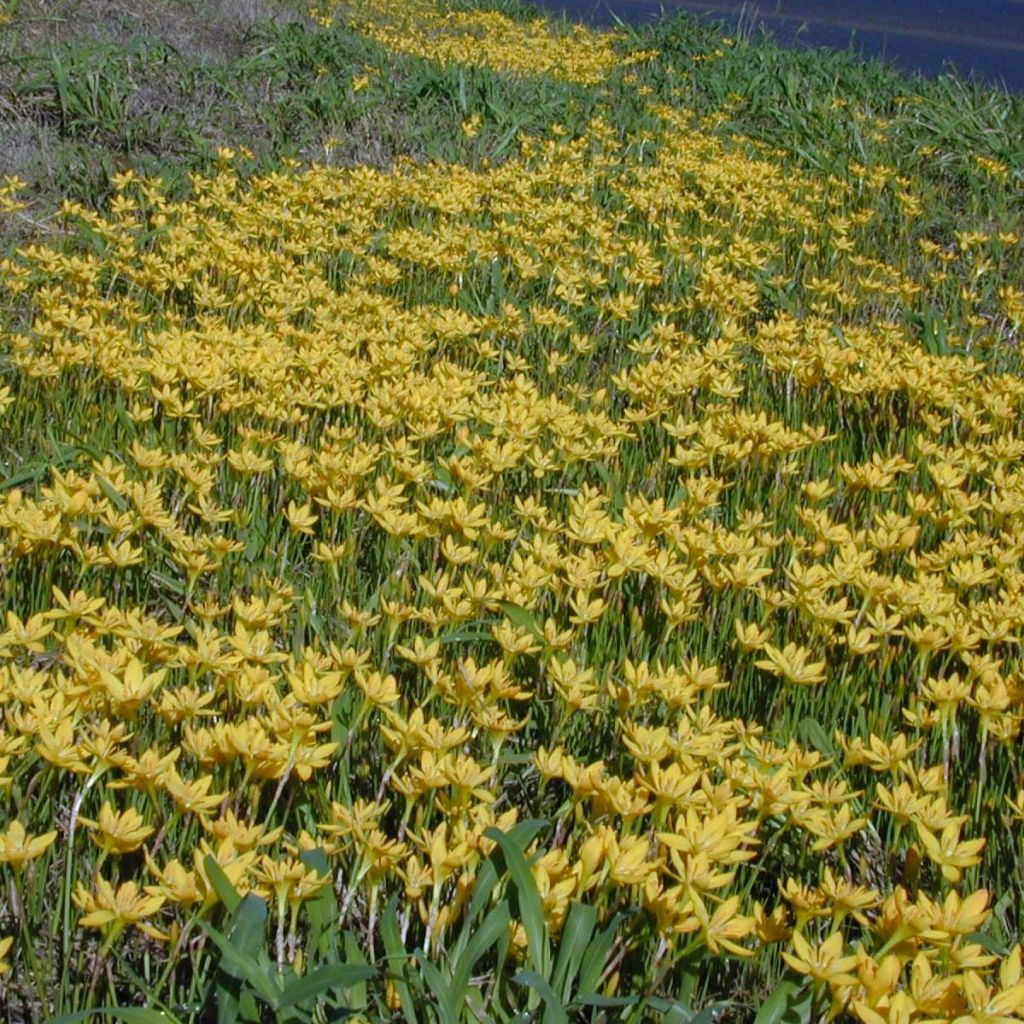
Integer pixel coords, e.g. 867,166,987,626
495,601,544,642
380,897,419,1024
445,901,512,1021
45,1010,182,1024
753,976,813,1024
511,970,568,1024
577,992,640,1008
277,964,377,1010
299,847,338,958
550,900,597,1002
647,997,736,1024
420,959,454,1022
203,854,242,914
575,909,625,996
484,823,549,976
453,817,547,966
201,917,280,1010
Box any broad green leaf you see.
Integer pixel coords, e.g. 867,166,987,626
647,997,736,1024
966,930,1008,956
753,975,813,1024
461,857,500,934
658,1003,693,1024
689,1003,739,1024
464,818,546,935
512,970,568,1024
495,601,544,643
96,476,129,511
380,898,419,1024
277,964,377,1010
228,894,268,962
204,853,242,914
299,847,338,959
431,463,456,492
575,910,625,996
446,901,512,1021
484,823,549,976
201,915,280,1011
420,959,454,1022
45,1010,182,1024
342,932,370,1010
797,717,836,760
575,992,640,1009
551,901,597,1003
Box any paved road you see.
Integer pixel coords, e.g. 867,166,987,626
535,0,1024,89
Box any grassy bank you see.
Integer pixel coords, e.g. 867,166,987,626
0,1,1023,1022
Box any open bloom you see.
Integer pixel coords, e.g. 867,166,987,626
74,877,165,945
0,820,58,867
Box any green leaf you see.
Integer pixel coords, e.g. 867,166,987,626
45,1010,183,1024
512,970,568,1024
299,847,338,959
966,930,1009,956
753,975,813,1024
204,854,242,914
575,992,640,1009
201,912,280,1013
647,997,736,1024
277,964,377,1010
657,1002,693,1024
461,857,500,933
797,717,836,760
342,932,370,1010
463,818,546,936
97,475,129,511
420,959,454,1022
484,823,549,976
551,901,597,1003
380,898,419,1024
446,901,512,1021
438,626,495,645
575,910,625,996
228,895,269,972
495,601,544,643
431,463,456,492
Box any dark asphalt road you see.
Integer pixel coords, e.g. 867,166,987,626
534,0,1024,89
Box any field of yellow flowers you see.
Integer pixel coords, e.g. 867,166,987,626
1,0,1023,1020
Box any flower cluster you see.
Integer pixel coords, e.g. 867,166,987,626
0,1,1022,1019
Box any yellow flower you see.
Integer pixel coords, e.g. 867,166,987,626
0,820,58,867
99,657,168,717
74,877,165,944
251,854,329,908
734,619,773,651
145,857,202,907
695,894,755,957
755,642,827,686
916,821,986,883
781,930,859,988
79,802,154,855
285,500,318,535
162,770,226,818
955,968,1024,1024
